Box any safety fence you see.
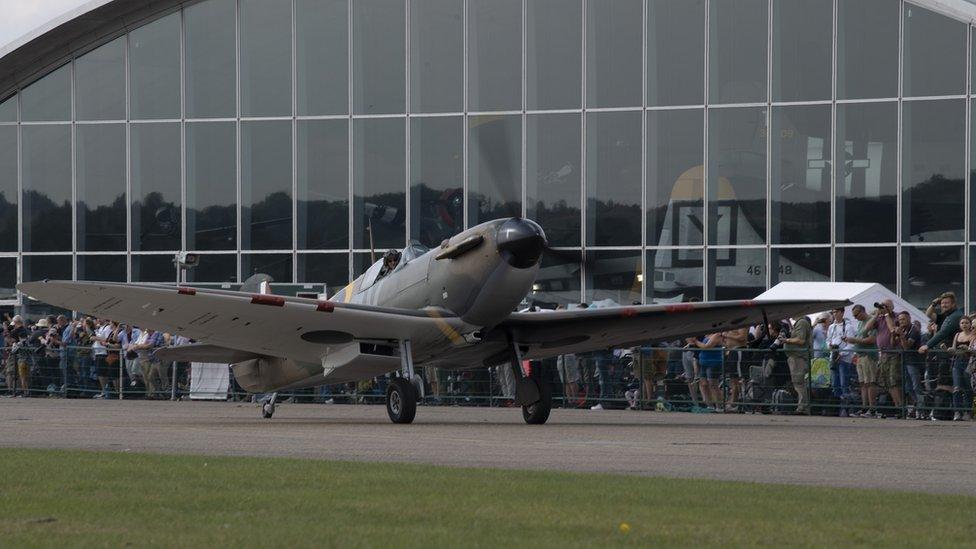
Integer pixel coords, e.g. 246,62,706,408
2,346,974,420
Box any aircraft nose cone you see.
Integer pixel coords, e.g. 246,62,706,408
496,218,547,269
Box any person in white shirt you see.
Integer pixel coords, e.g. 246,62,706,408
91,320,117,398
825,307,858,416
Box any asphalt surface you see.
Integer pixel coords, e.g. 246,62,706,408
1,399,974,495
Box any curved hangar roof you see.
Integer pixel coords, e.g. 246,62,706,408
2,0,976,102
0,0,186,101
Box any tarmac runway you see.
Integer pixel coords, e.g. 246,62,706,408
1,399,974,495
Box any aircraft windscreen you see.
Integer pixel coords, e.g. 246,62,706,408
400,243,429,264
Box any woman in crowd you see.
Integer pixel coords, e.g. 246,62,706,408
950,316,974,421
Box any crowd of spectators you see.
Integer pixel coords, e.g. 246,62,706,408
2,314,190,400
2,290,974,421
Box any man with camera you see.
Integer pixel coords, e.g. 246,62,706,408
865,299,903,416
780,315,813,414
826,307,857,415
919,292,963,355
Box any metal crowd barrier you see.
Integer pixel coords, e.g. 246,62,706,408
1,345,973,420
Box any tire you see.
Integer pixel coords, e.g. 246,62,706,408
521,377,552,425
386,377,417,424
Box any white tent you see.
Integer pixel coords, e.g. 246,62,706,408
755,282,929,325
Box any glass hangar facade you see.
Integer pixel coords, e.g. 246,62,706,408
0,0,974,313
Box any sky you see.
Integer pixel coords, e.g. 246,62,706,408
0,0,89,51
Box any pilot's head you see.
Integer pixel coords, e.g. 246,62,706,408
383,249,402,268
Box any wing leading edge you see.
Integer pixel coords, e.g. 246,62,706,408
17,280,469,364
500,299,849,360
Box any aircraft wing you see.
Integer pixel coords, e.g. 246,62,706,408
17,281,466,364
500,299,848,360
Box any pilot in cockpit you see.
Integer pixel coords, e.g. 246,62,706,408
378,249,402,279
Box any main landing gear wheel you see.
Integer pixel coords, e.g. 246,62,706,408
522,378,552,425
386,377,417,424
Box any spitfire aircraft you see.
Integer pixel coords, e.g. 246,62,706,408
18,217,845,425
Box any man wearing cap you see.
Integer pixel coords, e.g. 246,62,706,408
781,314,813,414
826,307,857,415
866,299,904,416
4,316,29,396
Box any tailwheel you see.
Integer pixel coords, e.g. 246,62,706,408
386,377,417,424
262,393,278,419
522,377,552,425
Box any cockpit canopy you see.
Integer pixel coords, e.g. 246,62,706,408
357,243,430,293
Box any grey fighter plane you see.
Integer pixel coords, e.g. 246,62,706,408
17,218,845,425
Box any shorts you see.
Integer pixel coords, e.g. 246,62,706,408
877,354,902,389
724,350,743,379
94,355,115,378
4,354,16,377
682,355,697,380
856,353,879,384
700,362,722,380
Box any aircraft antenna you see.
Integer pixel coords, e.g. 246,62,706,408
368,217,377,263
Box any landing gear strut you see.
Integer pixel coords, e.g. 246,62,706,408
262,392,278,419
509,336,552,425
386,340,419,424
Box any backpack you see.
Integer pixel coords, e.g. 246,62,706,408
810,357,831,388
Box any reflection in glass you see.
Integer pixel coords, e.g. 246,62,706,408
971,247,976,314
904,4,966,98
902,246,964,310
527,0,581,110
772,0,831,102
242,121,293,250
0,127,16,251
903,100,965,243
835,102,897,243
0,258,15,299
353,0,405,114
185,0,236,118
354,118,405,249
76,124,126,251
75,37,125,120
185,254,237,284
411,0,462,113
468,115,521,225
709,247,765,300
410,117,463,247
771,105,831,245
708,107,766,246
468,0,521,112
526,114,580,247
129,13,181,120
586,250,642,305
22,125,71,251
132,255,177,283
243,254,293,283
20,65,70,122
186,122,237,250
647,248,703,303
837,0,898,100
132,123,181,251
298,120,348,250
78,255,126,282
770,248,829,285
647,109,703,247
297,0,348,116
241,0,292,117
531,251,581,307
23,255,71,282
0,96,14,122
709,0,767,104
586,0,642,108
586,111,641,246
836,246,895,294
299,254,350,292
647,0,704,107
